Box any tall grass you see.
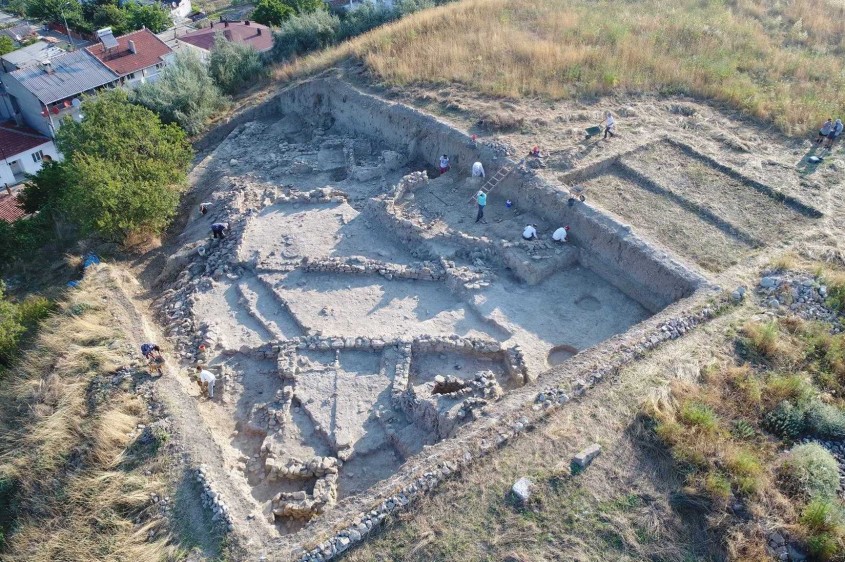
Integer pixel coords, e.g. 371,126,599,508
0,266,174,561
277,0,845,134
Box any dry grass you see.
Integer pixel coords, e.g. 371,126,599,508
275,0,845,134
0,266,176,561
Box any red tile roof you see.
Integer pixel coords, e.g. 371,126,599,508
0,193,26,222
86,29,172,76
178,21,273,53
0,121,51,158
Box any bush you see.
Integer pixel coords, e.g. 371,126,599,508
271,10,340,59
132,50,228,135
209,33,267,95
781,443,840,500
742,321,782,360
805,401,845,440
678,402,718,432
0,287,51,366
823,271,845,315
800,499,845,560
764,373,815,406
764,401,807,439
336,2,396,41
252,0,294,26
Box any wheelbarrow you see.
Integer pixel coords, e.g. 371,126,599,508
584,125,603,139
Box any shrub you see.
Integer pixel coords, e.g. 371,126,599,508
336,2,396,41
678,402,718,432
781,443,840,500
805,401,845,440
764,401,807,439
764,374,815,406
209,33,267,94
731,419,756,440
704,471,732,503
823,271,845,314
800,499,845,560
725,449,764,495
742,321,782,360
271,10,340,60
132,50,228,135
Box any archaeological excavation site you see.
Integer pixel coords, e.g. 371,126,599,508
150,77,824,559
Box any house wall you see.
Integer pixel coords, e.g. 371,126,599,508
175,40,209,62
0,140,61,186
0,73,51,137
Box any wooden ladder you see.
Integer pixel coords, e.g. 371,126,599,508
480,158,522,195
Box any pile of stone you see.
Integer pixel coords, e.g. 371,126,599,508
275,187,348,205
271,472,338,520
765,530,807,562
266,455,339,480
412,335,503,355
195,465,234,531
301,255,445,281
387,170,429,200
757,272,841,331
431,373,504,401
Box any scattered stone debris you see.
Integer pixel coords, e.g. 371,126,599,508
571,443,602,474
756,271,840,331
511,477,533,503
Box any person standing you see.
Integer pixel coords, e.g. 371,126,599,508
472,161,485,178
475,190,487,223
439,154,450,175
604,111,616,139
818,119,834,144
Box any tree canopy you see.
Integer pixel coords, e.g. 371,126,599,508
132,50,228,136
251,0,294,26
21,90,192,242
209,33,267,94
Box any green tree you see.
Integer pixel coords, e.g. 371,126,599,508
0,36,15,57
92,3,129,36
251,0,293,26
54,90,192,240
2,0,27,17
26,0,84,28
124,1,171,33
285,0,324,15
132,50,228,135
209,32,267,94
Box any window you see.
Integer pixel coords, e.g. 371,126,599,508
31,150,43,163
125,72,136,80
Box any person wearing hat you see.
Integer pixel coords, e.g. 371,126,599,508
475,190,487,223
553,225,570,242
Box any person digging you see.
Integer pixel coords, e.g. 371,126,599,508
194,366,217,399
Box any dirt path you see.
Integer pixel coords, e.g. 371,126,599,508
105,266,271,557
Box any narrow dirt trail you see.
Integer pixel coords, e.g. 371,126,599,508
104,266,271,557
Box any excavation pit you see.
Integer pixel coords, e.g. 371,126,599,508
161,78,757,544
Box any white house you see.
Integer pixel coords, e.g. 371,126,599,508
0,121,60,186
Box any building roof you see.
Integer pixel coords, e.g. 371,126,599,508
177,20,272,53
0,192,26,222
87,28,173,76
1,40,67,71
0,121,51,157
8,49,118,105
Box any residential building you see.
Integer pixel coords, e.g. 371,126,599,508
0,49,119,137
0,39,67,73
175,20,272,61
0,190,26,222
87,28,173,87
0,121,60,187
138,0,193,20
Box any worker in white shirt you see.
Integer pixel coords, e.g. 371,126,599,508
522,224,538,240
439,154,450,175
604,112,616,139
553,225,570,242
195,366,217,398
472,161,485,177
